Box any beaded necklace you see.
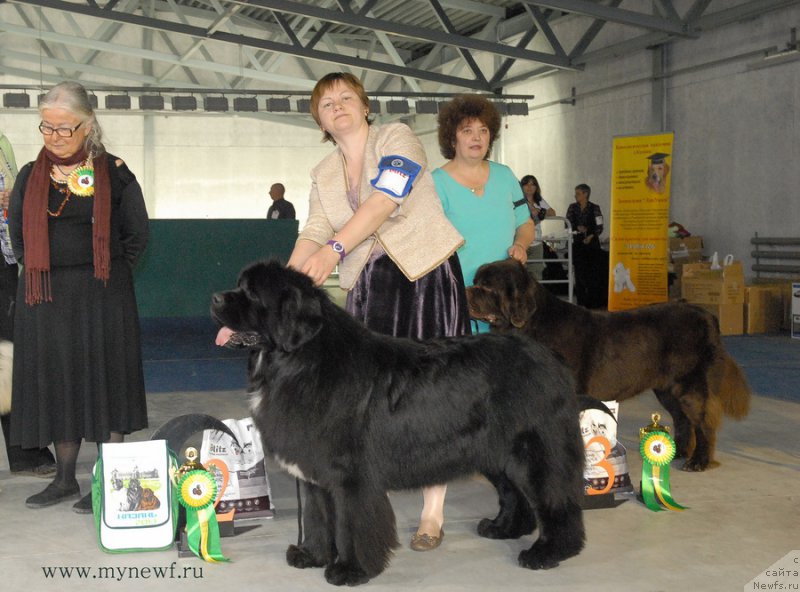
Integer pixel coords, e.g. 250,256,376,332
48,175,71,217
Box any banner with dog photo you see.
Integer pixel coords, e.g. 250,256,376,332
608,132,674,311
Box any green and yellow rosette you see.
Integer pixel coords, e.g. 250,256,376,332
178,469,229,562
639,430,687,512
67,165,95,197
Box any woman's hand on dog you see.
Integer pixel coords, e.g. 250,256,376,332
508,243,528,264
299,246,340,286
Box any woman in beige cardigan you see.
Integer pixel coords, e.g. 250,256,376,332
290,72,469,551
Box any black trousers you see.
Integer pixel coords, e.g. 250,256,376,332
572,243,609,309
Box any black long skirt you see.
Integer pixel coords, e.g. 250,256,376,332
346,253,471,340
10,259,147,449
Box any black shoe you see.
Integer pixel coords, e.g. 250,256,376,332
25,481,81,509
72,492,93,514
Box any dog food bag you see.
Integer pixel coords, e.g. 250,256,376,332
200,417,275,519
580,401,633,494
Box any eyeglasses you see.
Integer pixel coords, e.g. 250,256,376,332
38,122,83,138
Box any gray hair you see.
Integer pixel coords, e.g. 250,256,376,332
39,81,105,156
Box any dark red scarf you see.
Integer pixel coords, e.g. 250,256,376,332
22,147,111,305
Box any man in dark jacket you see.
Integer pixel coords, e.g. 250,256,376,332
266,183,296,220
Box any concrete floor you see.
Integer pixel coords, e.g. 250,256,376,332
0,385,798,592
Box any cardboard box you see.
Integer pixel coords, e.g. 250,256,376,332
793,282,800,339
681,261,745,305
698,303,744,336
751,279,795,331
669,236,704,262
745,285,785,334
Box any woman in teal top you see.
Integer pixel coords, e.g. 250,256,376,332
433,95,535,332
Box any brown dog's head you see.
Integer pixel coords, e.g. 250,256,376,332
211,260,326,352
139,488,161,511
466,258,537,330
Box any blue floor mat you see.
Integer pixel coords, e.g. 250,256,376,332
142,317,249,393
722,334,799,402
141,317,799,400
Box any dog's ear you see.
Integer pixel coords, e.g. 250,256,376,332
502,260,535,328
274,286,324,352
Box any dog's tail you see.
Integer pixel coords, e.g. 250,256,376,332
712,353,752,419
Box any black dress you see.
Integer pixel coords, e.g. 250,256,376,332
8,155,149,449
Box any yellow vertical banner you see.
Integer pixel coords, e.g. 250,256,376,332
608,133,674,311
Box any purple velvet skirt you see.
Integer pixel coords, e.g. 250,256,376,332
346,253,471,340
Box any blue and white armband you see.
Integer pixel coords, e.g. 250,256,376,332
370,155,422,198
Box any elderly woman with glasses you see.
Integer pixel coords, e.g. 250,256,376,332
8,81,149,512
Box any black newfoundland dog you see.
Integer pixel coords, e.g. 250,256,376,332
211,260,585,586
467,258,752,472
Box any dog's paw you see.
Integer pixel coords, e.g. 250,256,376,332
324,562,370,587
681,458,718,472
286,544,326,569
477,517,536,539
518,547,561,570
518,538,583,570
680,460,706,472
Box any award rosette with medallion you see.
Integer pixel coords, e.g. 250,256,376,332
67,164,95,196
178,449,230,562
639,414,687,512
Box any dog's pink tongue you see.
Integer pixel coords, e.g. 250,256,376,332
215,326,234,346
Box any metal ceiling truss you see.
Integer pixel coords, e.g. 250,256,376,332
0,0,797,98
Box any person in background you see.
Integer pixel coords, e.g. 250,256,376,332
266,182,296,220
566,183,608,308
432,95,535,332
520,174,556,280
8,81,149,511
0,131,57,477
520,174,555,222
216,72,470,552
566,183,603,247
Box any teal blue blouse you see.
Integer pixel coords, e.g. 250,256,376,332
433,161,529,332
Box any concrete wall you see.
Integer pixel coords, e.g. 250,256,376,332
1,3,797,280
0,111,328,223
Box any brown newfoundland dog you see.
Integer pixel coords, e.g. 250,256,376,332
466,258,751,472
211,260,586,586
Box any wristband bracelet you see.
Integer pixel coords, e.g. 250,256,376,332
326,239,346,262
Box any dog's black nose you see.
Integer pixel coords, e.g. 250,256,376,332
211,292,224,306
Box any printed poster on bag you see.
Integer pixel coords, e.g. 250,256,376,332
102,442,170,527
